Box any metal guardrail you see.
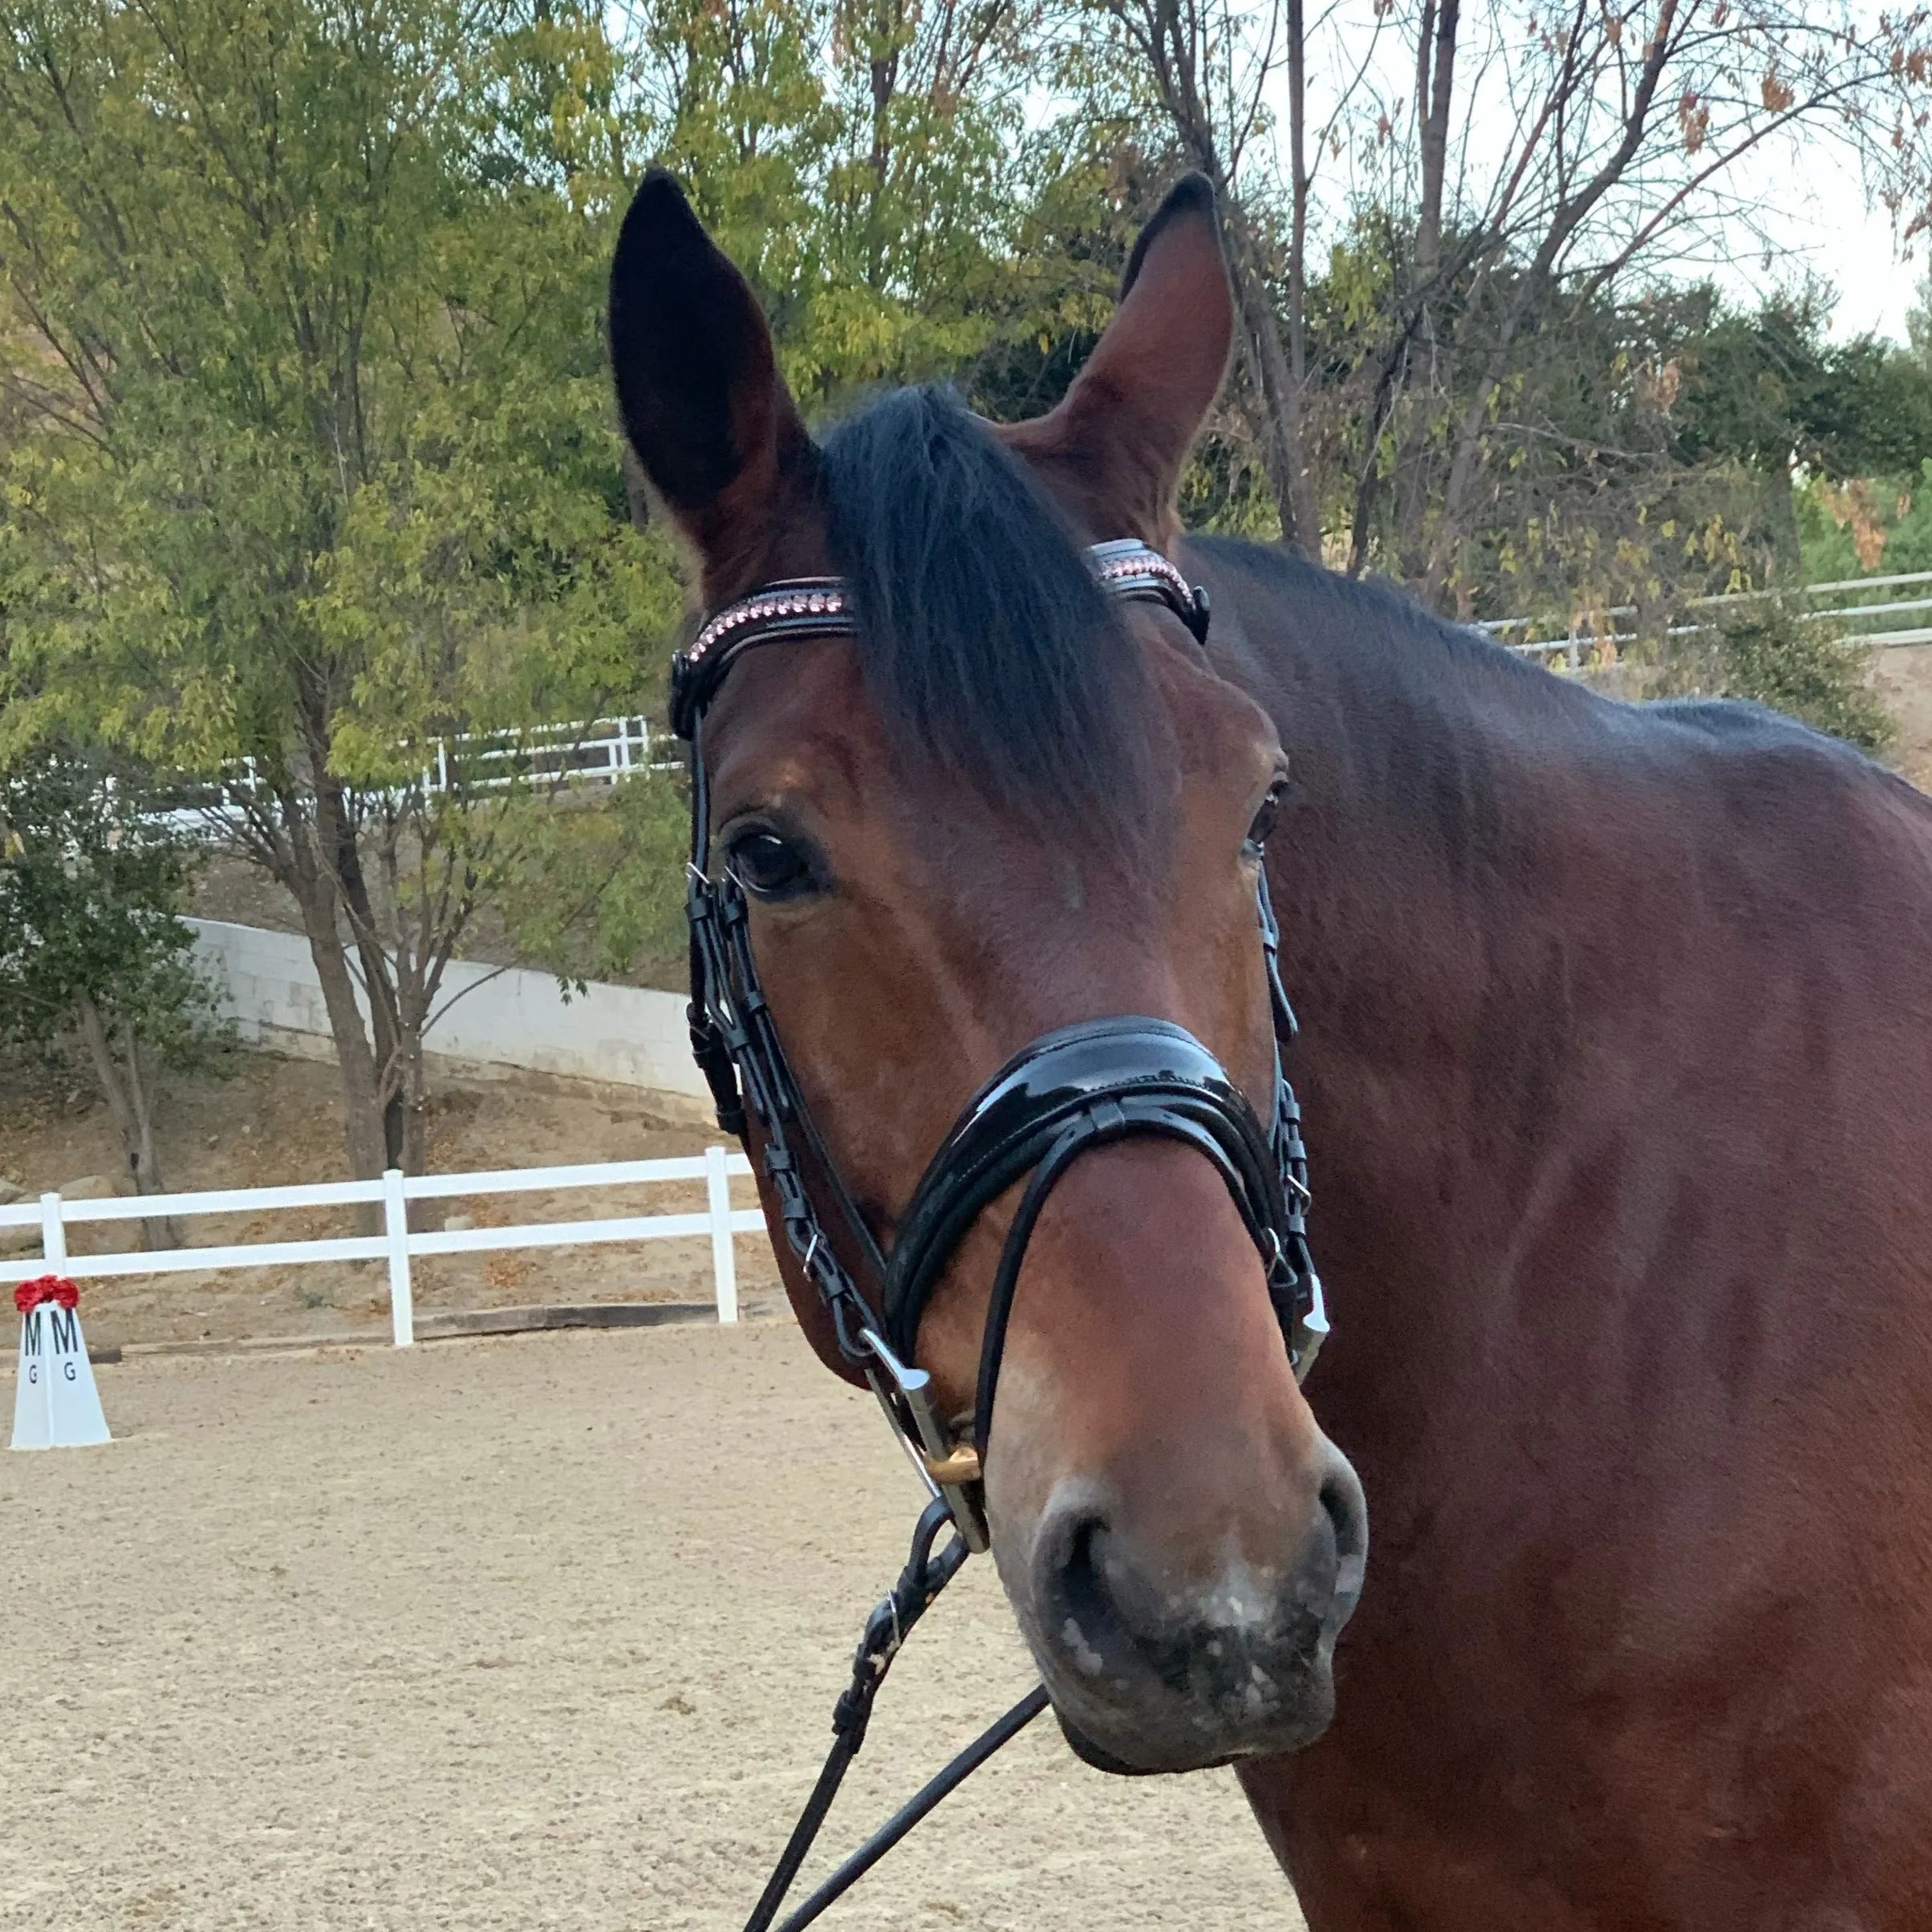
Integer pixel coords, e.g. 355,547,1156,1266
1483,571,1932,661
0,1151,762,1344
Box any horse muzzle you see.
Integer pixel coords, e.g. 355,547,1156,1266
1013,1438,1368,1775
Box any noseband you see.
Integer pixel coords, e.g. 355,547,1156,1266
673,537,1330,1930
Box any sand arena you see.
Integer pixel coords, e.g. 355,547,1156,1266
1,1320,1307,1930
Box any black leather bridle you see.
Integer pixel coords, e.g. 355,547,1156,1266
674,537,1329,1930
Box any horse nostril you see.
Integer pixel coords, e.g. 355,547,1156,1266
1315,1447,1370,1609
1041,1501,1181,1685
1048,1510,1124,1674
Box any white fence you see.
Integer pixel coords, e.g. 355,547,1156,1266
156,715,672,831
416,715,669,794
1487,570,1932,663
0,1152,763,1346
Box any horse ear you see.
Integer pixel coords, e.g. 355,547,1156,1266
607,170,814,599
1005,173,1234,544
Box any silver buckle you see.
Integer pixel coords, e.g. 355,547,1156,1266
861,1328,990,1552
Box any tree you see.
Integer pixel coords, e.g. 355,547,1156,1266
0,0,674,1179
0,747,225,1244
1075,0,1347,553
625,0,1066,404
1079,0,1932,604
1716,601,1893,750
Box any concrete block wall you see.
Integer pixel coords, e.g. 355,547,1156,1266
188,919,710,1103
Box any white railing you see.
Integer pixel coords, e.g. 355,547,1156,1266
1484,570,1932,662
154,716,674,830
0,1152,762,1346
416,715,671,794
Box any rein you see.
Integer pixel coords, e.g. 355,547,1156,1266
672,538,1329,1928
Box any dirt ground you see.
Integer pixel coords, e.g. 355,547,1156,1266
1868,641,1932,790
0,1321,1305,1930
0,1053,780,1351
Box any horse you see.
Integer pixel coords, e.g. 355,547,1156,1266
608,170,1932,1928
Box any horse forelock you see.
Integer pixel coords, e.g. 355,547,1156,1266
819,386,1159,837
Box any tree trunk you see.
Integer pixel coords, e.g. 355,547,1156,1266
1423,292,1536,599
1120,0,1317,558
1281,0,1321,558
73,993,181,1249
1390,0,1462,577
287,867,389,1183
392,1019,428,1180
1347,336,1410,575
242,680,440,1190
315,777,408,1146
1221,198,1312,557
1414,0,1459,284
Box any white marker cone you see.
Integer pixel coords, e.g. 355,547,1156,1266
10,1279,111,1451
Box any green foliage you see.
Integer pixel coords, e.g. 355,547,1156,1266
1714,602,1894,753
631,0,1080,408
0,747,226,1064
499,771,692,990
0,0,687,1167
1673,298,1932,486
1793,465,1932,581
2,0,1927,1103
0,0,665,781
1320,258,1932,630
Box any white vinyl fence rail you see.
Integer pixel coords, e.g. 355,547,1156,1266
155,715,674,831
1486,570,1932,664
0,1152,761,1346
416,714,670,794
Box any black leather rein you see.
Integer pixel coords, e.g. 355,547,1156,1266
672,537,1329,1930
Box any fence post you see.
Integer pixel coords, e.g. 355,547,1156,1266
383,1168,415,1347
704,1144,738,1325
39,1192,66,1270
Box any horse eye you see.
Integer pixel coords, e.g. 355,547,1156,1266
727,829,814,900
1244,781,1287,857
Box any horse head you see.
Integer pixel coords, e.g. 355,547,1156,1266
607,170,1366,1775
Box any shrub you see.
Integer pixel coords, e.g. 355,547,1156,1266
1715,599,1894,753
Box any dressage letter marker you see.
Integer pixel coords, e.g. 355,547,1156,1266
10,1277,111,1451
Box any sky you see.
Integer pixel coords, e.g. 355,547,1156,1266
1267,0,1930,348
1741,144,1922,343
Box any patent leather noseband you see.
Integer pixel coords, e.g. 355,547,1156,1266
887,1013,1318,1466
675,537,1331,1932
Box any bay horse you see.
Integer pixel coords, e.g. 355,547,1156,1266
609,170,1932,1928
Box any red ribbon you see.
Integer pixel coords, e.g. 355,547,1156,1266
15,1276,79,1314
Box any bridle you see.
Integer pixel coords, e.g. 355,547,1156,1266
672,536,1329,1930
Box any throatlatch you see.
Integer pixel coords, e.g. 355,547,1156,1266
672,538,1329,1930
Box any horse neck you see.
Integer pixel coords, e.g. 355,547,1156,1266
1209,546,1621,1356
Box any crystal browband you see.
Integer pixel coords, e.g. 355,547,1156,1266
687,580,850,669
669,540,1208,741
1086,538,1199,617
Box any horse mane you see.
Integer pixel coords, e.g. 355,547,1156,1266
1190,535,1883,761
1187,536,1567,700
1185,533,1917,885
820,385,1153,823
